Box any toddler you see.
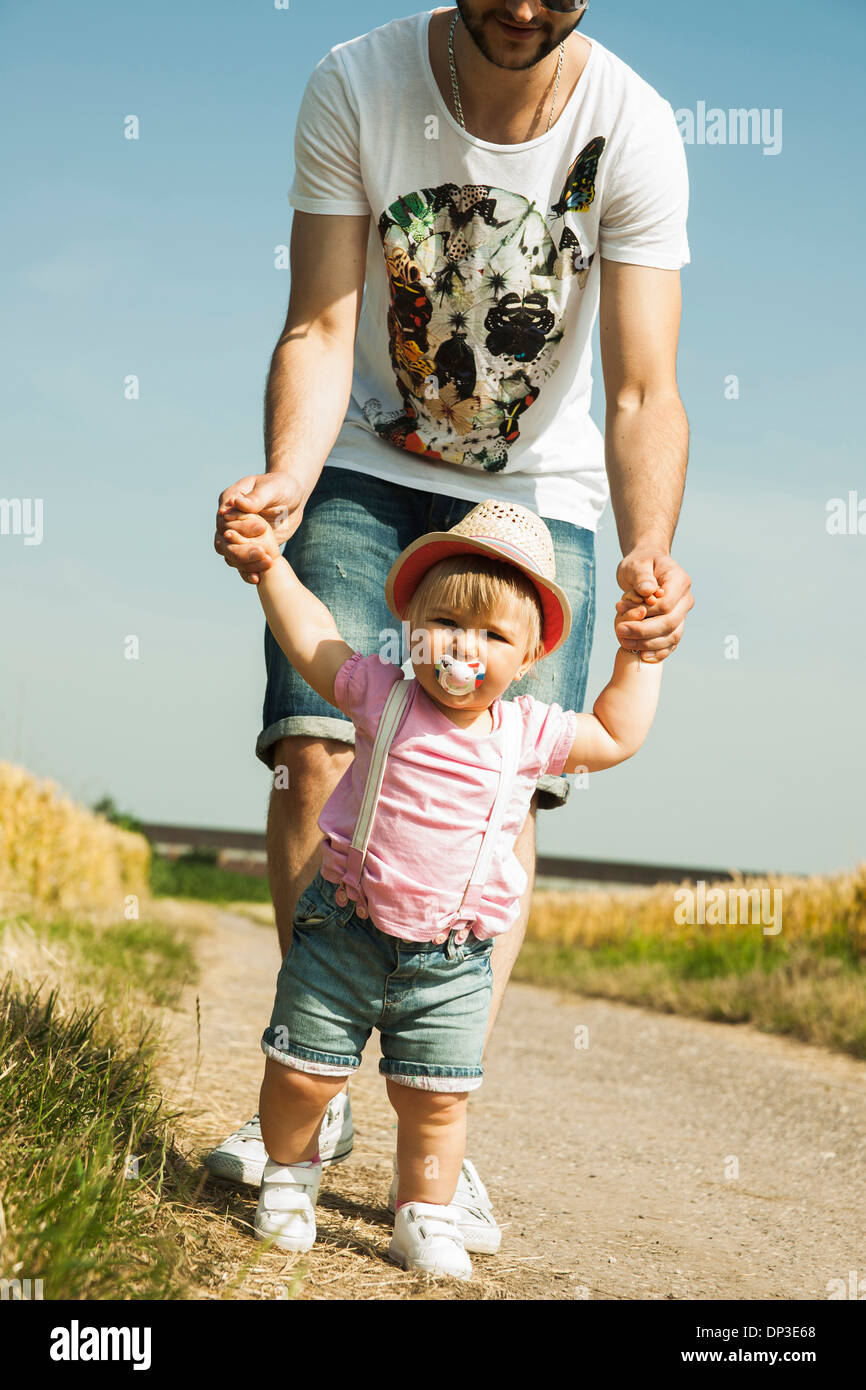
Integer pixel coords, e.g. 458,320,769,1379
221,497,662,1279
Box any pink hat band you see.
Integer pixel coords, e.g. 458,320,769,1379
471,533,542,573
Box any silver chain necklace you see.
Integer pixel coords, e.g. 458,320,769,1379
448,13,564,135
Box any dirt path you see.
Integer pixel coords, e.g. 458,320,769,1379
154,901,866,1301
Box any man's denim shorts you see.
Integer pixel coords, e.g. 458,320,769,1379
261,869,495,1092
256,465,597,810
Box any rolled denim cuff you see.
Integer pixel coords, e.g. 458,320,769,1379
256,715,355,769
534,771,570,811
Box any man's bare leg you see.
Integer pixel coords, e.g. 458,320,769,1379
482,791,538,1053
266,734,354,959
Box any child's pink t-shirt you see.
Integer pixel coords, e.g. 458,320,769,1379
317,651,578,943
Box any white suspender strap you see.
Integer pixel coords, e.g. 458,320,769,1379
448,700,521,931
335,676,413,915
336,687,523,937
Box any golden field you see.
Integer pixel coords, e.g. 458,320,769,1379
0,761,150,921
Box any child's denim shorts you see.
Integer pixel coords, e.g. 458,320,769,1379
261,869,494,1092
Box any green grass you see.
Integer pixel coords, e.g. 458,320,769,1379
520,918,865,981
514,929,866,1059
558,928,781,979
0,907,211,1299
39,918,197,1007
0,978,202,1299
149,852,272,904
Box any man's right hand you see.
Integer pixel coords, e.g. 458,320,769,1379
214,473,308,585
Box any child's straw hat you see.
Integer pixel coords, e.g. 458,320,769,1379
385,500,572,657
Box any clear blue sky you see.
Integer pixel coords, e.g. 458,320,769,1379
2,1,864,876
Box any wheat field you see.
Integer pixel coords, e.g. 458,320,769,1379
0,761,150,922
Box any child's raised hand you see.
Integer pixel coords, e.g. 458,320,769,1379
615,585,661,620
221,494,281,569
614,585,665,656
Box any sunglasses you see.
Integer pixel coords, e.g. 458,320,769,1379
539,1,588,12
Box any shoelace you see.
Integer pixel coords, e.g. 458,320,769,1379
451,1201,489,1224
234,1115,262,1141
456,1161,490,1208
393,1161,492,1221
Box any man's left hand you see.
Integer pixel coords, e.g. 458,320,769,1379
614,550,694,662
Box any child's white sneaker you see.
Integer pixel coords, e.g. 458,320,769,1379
388,1156,502,1254
254,1157,322,1253
387,1202,473,1280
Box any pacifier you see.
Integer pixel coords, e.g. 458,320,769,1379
434,653,486,696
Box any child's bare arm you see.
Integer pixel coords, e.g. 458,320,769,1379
564,646,663,774
223,512,353,707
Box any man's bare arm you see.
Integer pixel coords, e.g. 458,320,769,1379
215,210,370,581
265,210,370,484
599,258,694,660
599,259,688,554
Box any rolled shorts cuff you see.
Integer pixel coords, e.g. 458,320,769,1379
379,1060,483,1093
261,1032,359,1076
534,771,570,811
256,716,354,771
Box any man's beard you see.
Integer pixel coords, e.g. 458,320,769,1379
454,2,587,70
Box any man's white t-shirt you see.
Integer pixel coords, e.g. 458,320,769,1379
288,8,690,532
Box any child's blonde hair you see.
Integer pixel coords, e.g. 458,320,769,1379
402,554,545,682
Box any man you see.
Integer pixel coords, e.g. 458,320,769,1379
209,1,694,1255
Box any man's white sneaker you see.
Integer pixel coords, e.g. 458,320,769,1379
254,1157,322,1253
318,1088,354,1167
388,1157,501,1254
204,1090,353,1186
205,1113,267,1186
387,1202,472,1280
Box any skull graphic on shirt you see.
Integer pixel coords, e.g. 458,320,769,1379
362,137,606,472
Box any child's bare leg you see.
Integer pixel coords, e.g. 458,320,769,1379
385,1080,468,1205
259,1058,351,1164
